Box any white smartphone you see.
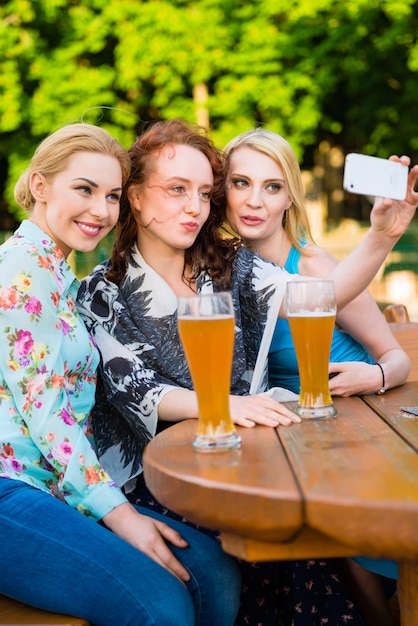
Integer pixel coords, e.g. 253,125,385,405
343,153,408,200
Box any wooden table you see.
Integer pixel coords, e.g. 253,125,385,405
143,381,418,625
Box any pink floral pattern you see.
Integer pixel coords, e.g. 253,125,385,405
0,222,126,520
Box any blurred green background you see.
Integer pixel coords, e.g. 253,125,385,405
1,0,417,316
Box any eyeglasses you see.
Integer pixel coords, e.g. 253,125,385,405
146,180,213,204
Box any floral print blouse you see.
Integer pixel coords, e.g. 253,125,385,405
0,221,127,520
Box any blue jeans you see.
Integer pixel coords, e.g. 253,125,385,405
0,478,240,626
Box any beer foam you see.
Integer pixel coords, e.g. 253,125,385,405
178,314,234,320
287,311,336,317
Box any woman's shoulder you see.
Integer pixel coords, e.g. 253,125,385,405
0,224,68,284
232,246,288,297
235,245,277,268
1,222,42,258
297,244,339,276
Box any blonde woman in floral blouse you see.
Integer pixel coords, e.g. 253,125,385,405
0,123,241,626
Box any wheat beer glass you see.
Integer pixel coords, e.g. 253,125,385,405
177,292,241,451
286,280,337,419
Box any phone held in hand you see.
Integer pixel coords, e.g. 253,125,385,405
343,153,408,201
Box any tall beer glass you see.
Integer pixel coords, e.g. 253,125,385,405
177,292,241,451
286,280,337,419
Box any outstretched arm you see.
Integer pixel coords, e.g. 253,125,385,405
329,156,418,309
279,156,418,317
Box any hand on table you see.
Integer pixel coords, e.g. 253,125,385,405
229,393,301,427
328,361,383,396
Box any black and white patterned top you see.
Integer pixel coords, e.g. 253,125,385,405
77,244,288,488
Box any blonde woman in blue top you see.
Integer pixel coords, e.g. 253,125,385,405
223,128,416,625
0,123,241,626
224,129,411,398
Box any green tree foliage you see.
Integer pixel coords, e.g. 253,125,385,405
1,0,417,223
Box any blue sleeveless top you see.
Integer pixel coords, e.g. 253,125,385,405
268,244,374,393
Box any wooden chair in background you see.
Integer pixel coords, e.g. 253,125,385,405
384,303,410,324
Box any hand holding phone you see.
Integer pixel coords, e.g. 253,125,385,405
343,153,408,200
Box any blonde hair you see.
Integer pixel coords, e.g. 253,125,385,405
14,123,131,211
223,128,314,251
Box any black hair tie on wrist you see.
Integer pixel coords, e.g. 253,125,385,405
376,362,386,395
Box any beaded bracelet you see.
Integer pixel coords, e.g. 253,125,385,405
376,362,386,395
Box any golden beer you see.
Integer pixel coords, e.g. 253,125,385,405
286,280,337,418
288,313,336,410
177,292,241,451
178,316,236,437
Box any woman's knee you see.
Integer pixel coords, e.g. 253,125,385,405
172,527,241,624
135,507,241,624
